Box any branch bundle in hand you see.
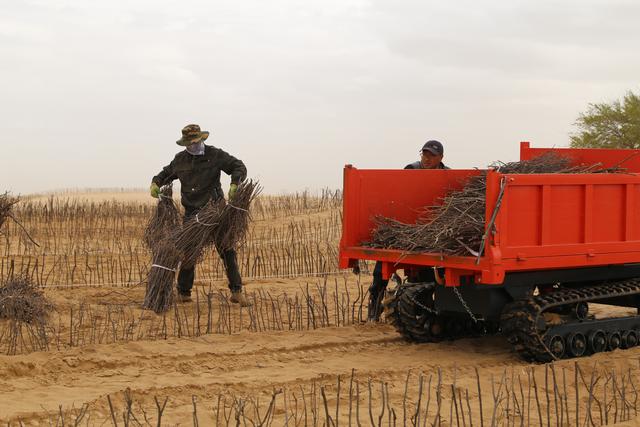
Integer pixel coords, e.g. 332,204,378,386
215,180,262,250
173,198,225,269
0,276,53,324
143,185,180,250
143,180,260,312
143,185,181,313
173,180,262,269
144,240,180,312
370,153,617,256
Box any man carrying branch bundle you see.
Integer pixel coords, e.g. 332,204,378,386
150,124,250,306
368,140,449,321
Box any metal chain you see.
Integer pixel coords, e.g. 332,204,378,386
404,283,438,315
401,282,480,323
453,286,479,323
408,294,438,315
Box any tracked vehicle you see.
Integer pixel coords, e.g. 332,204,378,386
339,142,640,362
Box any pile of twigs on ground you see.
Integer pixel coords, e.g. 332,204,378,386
173,180,261,268
0,275,52,323
143,185,181,313
370,152,618,256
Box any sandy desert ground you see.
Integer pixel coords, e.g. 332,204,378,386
2,191,640,425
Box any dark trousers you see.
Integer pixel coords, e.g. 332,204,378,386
177,209,243,296
368,261,389,320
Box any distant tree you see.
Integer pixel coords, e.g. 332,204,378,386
570,91,640,148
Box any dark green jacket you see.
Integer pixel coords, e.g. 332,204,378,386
152,145,247,211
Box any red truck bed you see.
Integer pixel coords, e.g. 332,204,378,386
339,142,640,286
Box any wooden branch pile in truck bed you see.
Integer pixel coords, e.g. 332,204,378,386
369,153,618,256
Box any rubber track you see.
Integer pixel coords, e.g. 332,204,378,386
385,282,436,342
385,282,488,342
500,278,640,362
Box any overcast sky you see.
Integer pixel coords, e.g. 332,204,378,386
1,0,639,195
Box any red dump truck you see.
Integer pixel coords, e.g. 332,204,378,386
339,142,640,361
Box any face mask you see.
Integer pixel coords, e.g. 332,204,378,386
186,142,205,155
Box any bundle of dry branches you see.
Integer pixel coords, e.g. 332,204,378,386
173,199,226,269
370,152,617,256
143,185,181,313
143,185,180,250
143,181,260,312
143,240,180,312
0,275,52,323
215,180,262,250
173,180,261,269
0,192,20,231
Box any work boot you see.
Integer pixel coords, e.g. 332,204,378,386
177,293,192,303
230,290,251,307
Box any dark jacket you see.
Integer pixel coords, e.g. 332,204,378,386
404,161,449,170
152,145,247,211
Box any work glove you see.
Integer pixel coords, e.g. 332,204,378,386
228,183,238,200
150,182,160,199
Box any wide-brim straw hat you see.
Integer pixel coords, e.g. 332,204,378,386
176,124,210,146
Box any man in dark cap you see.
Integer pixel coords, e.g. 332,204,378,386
404,140,447,170
367,140,449,321
150,124,250,306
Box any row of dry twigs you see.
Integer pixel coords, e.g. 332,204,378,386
370,153,621,256
16,361,640,426
0,237,344,289
0,277,368,355
3,189,340,243
1,194,343,287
